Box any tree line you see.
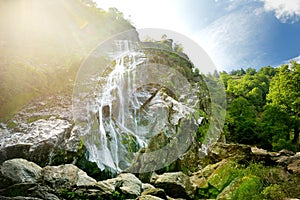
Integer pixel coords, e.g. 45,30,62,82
219,62,299,152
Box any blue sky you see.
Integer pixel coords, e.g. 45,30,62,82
95,0,300,71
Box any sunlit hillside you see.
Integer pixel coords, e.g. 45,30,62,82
0,0,134,120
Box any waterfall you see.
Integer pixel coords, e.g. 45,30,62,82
75,39,202,173
80,40,149,172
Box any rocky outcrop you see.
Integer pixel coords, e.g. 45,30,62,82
0,159,42,189
141,188,167,199
151,172,195,199
41,164,97,189
0,94,83,168
0,117,84,167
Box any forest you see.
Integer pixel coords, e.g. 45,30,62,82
221,62,299,152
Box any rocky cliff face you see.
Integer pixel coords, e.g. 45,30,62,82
0,94,80,167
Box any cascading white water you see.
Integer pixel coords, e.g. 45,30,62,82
73,29,226,175
75,39,204,173
81,41,148,172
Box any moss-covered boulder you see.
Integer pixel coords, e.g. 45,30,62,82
206,160,240,192
217,175,263,200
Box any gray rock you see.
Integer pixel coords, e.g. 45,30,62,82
0,159,42,188
117,173,142,197
0,118,79,167
142,183,155,191
0,183,36,197
29,184,60,200
136,195,164,200
95,179,116,195
151,172,195,199
41,164,96,190
0,196,42,200
141,188,167,199
276,152,300,166
94,173,142,198
287,160,300,174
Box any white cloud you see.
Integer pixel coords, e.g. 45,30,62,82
276,55,300,67
261,0,300,23
193,6,266,70
288,55,300,63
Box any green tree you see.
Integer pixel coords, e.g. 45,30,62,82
259,104,293,151
246,67,256,75
258,66,277,78
226,97,258,144
267,62,300,147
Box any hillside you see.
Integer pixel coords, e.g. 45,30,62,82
0,0,134,120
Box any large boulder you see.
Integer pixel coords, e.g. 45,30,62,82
205,143,252,165
0,94,86,169
141,187,167,199
151,172,195,199
217,175,263,199
0,159,60,200
287,159,300,174
60,172,143,199
116,173,142,197
0,118,81,167
40,164,96,190
0,158,42,189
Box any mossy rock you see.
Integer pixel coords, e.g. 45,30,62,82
194,160,240,199
207,160,240,191
261,184,286,200
217,175,263,200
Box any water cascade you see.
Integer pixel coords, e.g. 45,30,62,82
73,37,217,174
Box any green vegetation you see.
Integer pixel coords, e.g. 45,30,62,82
195,161,300,199
0,0,134,122
223,62,300,151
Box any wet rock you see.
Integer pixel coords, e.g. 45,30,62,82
126,132,171,182
41,164,96,190
0,159,42,189
151,172,195,199
0,144,32,164
0,94,85,169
